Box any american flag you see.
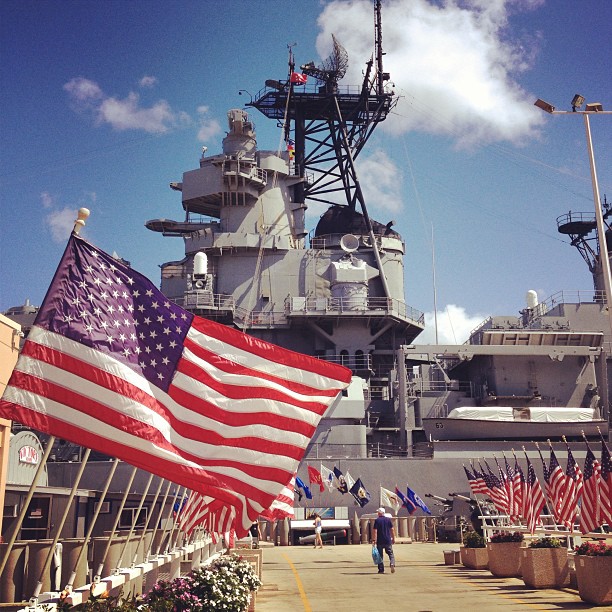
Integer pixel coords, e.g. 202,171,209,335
472,463,489,496
503,455,516,518
513,459,526,520
0,235,351,537
464,465,483,497
556,446,584,529
579,442,602,534
600,439,612,525
546,444,565,524
260,476,296,521
524,454,546,534
483,460,508,514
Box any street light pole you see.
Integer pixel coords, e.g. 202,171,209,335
582,112,612,323
535,97,612,334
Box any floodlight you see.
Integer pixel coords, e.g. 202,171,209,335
571,94,585,111
534,98,555,113
585,102,604,112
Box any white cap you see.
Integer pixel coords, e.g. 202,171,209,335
377,507,385,514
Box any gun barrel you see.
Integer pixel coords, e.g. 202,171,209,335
449,493,473,502
298,529,347,544
426,493,451,503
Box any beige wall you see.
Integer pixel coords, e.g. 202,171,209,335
0,312,21,537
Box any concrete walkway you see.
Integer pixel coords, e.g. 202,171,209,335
254,541,595,612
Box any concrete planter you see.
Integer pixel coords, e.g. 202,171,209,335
487,541,524,577
460,546,488,570
521,547,569,588
575,555,612,606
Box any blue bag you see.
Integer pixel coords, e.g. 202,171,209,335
372,545,382,565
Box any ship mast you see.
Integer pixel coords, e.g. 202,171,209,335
248,0,395,295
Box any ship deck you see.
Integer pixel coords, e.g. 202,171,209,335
254,540,592,611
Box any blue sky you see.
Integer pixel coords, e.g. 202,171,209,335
1,0,611,343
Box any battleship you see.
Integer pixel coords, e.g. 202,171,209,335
1,0,611,574
140,3,610,461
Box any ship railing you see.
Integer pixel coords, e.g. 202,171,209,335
309,232,405,251
284,295,424,325
316,353,373,371
466,289,607,342
303,442,432,459
174,292,235,311
234,308,289,327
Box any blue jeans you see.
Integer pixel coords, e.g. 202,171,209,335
376,543,395,572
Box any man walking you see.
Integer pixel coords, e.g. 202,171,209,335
372,507,395,574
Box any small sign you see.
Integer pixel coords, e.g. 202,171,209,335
18,445,40,465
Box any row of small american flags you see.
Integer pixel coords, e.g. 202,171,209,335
463,437,612,535
0,234,352,539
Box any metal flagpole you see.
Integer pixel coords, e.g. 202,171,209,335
29,447,92,603
147,480,172,561
155,485,183,556
131,477,164,566
0,208,91,579
0,435,56,577
92,464,138,584
63,458,120,593
114,472,154,571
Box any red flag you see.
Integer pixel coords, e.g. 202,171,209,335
579,442,602,534
290,72,307,84
0,235,352,538
307,464,325,492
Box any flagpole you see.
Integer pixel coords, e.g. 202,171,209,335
30,448,92,602
0,434,56,577
0,209,91,580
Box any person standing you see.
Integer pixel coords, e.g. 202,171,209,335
372,507,395,573
313,512,324,548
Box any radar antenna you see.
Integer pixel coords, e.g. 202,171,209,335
300,34,348,92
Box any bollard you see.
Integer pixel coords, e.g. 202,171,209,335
351,512,361,544
279,518,289,546
360,519,369,544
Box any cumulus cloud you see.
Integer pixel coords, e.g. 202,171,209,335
196,106,222,142
356,149,403,213
416,304,487,344
316,0,545,148
64,76,190,134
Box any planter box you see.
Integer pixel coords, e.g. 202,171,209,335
521,547,569,588
575,555,612,606
487,541,525,577
460,546,489,570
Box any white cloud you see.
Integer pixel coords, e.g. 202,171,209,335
98,93,177,133
139,75,157,88
356,149,403,213
416,304,487,344
64,77,191,134
317,0,545,148
46,208,79,243
196,106,222,142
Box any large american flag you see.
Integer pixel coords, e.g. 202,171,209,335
0,235,352,537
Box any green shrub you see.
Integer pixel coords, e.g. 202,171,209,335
528,537,563,549
463,531,486,548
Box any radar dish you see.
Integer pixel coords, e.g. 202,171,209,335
300,34,348,88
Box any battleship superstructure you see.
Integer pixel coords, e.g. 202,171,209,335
144,0,610,455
